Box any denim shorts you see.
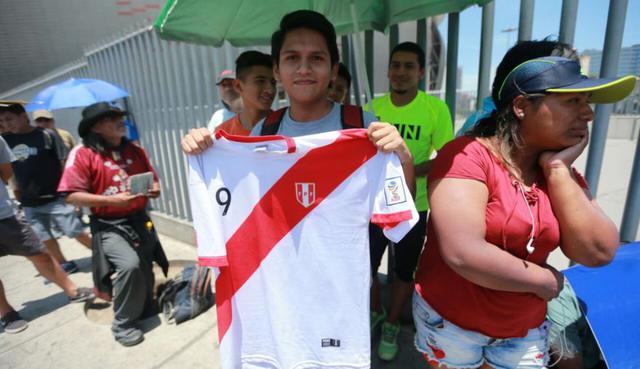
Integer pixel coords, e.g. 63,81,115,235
23,197,84,242
413,291,550,369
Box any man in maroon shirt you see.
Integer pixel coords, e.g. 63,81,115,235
58,102,168,347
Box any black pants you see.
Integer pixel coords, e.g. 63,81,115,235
370,211,428,282
90,213,164,339
99,229,155,337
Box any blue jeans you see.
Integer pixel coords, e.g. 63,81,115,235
413,291,550,369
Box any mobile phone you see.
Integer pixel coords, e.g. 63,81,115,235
128,172,153,195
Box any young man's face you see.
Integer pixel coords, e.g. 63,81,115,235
388,51,424,95
328,76,349,104
236,66,277,112
274,28,337,105
0,111,28,134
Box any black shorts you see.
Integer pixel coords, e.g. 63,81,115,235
370,211,427,282
0,213,46,257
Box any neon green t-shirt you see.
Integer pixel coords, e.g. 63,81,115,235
366,91,453,211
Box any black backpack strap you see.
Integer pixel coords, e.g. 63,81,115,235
340,104,365,129
261,107,288,136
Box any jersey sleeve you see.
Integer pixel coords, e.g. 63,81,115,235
187,154,228,267
58,146,93,193
370,153,419,242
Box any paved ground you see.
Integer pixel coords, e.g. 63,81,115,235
1,138,638,368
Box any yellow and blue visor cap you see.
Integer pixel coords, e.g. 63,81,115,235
498,56,637,106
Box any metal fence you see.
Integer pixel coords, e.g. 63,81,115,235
1,27,268,223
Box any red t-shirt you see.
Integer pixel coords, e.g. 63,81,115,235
215,115,251,136
58,142,158,218
415,136,588,338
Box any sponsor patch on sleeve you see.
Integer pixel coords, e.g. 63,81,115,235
384,176,407,206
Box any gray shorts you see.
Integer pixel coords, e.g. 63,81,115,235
0,214,46,257
23,197,85,242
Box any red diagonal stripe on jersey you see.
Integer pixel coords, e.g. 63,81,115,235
215,129,377,341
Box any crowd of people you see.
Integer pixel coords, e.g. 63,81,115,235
181,9,635,369
0,7,637,368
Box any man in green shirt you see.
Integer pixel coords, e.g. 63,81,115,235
366,41,453,361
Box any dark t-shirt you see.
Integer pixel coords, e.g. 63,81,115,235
3,127,68,207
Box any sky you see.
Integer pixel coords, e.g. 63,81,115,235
437,0,640,90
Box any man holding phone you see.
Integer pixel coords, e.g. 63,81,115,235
58,102,168,347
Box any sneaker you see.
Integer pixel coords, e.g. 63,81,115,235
69,287,95,303
0,311,28,334
61,261,79,274
378,321,401,361
116,328,144,347
370,308,387,332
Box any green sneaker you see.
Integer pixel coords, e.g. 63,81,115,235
378,321,400,361
370,308,386,332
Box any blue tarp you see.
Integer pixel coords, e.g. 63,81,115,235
564,242,640,369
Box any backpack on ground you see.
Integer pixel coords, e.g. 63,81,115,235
157,263,214,325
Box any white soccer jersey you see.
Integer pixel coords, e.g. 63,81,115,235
187,129,418,369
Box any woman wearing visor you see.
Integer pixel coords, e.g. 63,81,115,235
412,56,636,369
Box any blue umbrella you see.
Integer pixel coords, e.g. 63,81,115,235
25,78,129,112
563,242,640,368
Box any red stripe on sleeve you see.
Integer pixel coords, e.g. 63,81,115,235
371,210,414,230
198,256,229,267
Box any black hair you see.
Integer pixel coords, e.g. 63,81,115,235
390,42,426,69
236,51,274,81
491,39,577,109
271,10,339,66
337,62,351,88
0,103,26,115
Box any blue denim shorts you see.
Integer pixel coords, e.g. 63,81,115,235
23,197,84,242
413,291,550,369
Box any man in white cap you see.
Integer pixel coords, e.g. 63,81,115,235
32,110,76,151
207,69,242,132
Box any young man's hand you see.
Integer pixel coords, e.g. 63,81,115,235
367,122,412,164
181,128,214,155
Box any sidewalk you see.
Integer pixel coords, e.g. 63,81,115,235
0,233,426,369
1,138,638,369
0,234,221,369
